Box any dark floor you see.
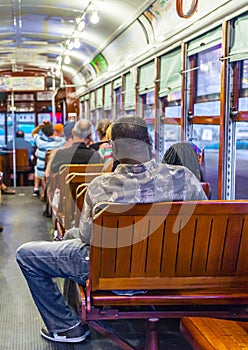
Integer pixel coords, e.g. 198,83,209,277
0,187,193,350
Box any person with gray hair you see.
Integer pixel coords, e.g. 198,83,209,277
73,119,92,140
50,119,101,174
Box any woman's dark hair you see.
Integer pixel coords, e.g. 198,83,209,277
162,142,201,181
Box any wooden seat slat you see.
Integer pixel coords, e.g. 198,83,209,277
237,217,248,274
115,217,133,278
180,317,248,350
145,219,164,277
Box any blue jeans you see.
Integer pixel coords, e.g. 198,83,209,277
16,238,90,333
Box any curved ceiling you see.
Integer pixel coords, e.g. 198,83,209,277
0,0,154,87
1,0,246,95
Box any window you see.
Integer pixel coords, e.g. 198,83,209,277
196,45,222,99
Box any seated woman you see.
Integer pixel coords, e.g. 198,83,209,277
161,142,202,182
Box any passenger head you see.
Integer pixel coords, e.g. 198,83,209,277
53,123,64,137
64,121,75,141
162,142,201,181
40,121,54,137
106,124,112,141
96,118,111,140
16,130,24,138
73,119,92,141
111,116,152,164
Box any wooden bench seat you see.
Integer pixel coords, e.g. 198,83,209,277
47,163,104,238
64,200,248,350
180,317,248,349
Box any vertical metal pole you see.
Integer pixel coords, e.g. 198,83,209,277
63,100,67,124
11,91,16,188
52,76,56,125
219,21,231,199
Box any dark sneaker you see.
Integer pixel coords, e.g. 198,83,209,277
43,209,52,218
2,187,16,195
33,190,40,197
40,323,90,343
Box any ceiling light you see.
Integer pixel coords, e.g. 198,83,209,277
76,17,81,24
73,38,81,49
90,10,99,24
68,41,74,50
78,19,86,31
64,55,71,64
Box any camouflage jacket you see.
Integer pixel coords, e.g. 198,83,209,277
79,159,207,243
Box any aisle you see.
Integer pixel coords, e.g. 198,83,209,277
0,187,192,350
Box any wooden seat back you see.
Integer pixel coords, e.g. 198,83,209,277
9,148,30,170
9,148,32,185
90,200,248,292
64,171,104,229
54,163,104,235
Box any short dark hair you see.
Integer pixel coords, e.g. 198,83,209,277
40,122,54,137
16,130,24,138
112,116,150,145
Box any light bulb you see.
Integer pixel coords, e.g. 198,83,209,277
68,41,74,50
64,55,71,64
90,11,99,24
78,20,86,31
74,38,80,49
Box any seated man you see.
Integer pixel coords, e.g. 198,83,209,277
7,130,34,163
49,119,101,174
16,116,207,344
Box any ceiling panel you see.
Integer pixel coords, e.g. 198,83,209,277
0,0,154,86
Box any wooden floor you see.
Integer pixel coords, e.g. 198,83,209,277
0,186,193,350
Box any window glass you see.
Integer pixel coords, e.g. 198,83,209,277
196,45,222,99
124,109,136,116
242,60,248,90
164,124,180,146
239,60,248,111
0,113,4,146
124,72,136,111
191,124,220,199
235,122,248,199
194,101,220,116
239,98,248,110
143,91,155,119
160,92,181,161
114,87,122,119
165,91,181,118
104,110,112,120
